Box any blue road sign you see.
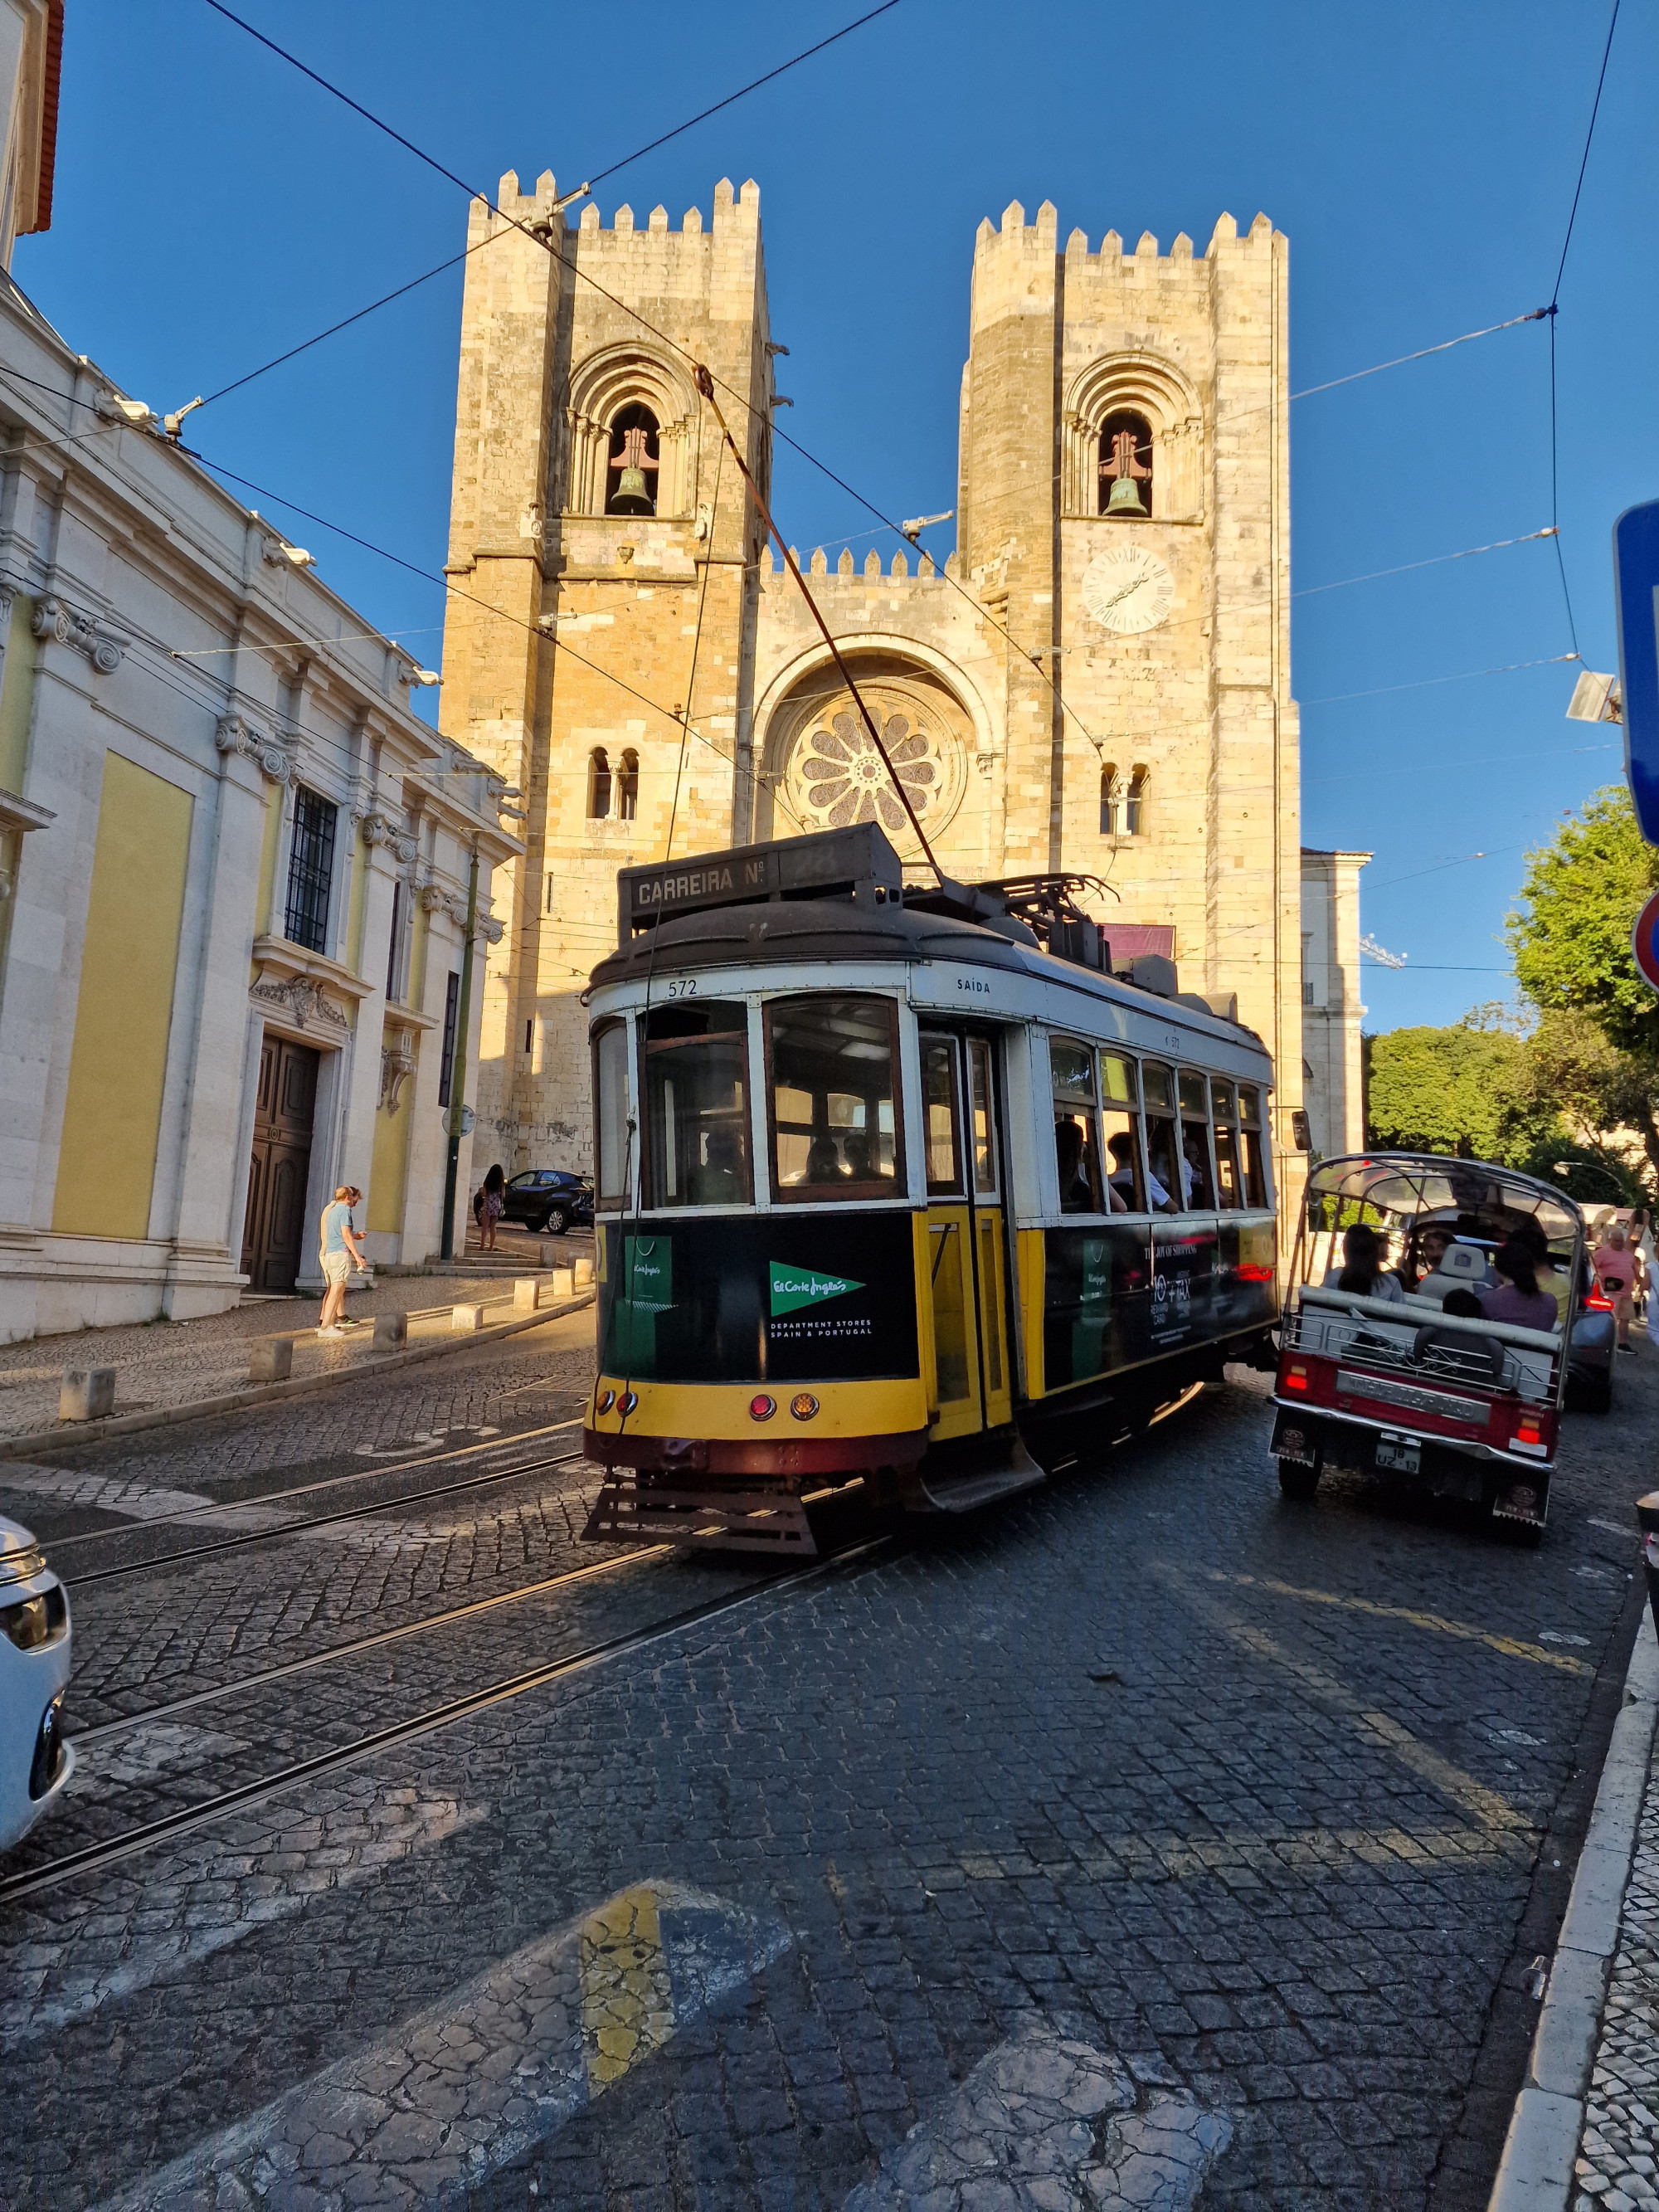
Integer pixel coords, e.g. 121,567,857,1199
1614,498,1659,843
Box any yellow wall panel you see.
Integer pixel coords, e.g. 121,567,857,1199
0,592,36,796
367,1068,413,1235
53,753,193,1240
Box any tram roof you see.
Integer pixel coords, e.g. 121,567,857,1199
589,880,1267,1059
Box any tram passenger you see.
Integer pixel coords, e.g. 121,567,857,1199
844,1133,872,1180
1109,1131,1168,1212
805,1134,847,1183
1181,1133,1212,1210
694,1124,745,1206
1053,1118,1096,1214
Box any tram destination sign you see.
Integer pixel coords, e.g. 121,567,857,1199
616,824,904,945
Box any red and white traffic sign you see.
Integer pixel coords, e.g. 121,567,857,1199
1633,889,1659,993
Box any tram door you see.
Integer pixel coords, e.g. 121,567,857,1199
918,1032,1014,1440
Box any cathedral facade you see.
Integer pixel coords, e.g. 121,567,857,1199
440,173,1330,1199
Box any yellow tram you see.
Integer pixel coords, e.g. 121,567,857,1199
581,825,1279,1552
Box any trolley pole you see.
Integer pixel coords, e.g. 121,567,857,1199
439,845,479,1263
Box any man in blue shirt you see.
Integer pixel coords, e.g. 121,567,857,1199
317,1184,367,1337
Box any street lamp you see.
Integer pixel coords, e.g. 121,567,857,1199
1551,1157,1627,1204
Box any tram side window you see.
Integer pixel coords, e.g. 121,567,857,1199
1177,1069,1214,1210
966,1037,998,1194
766,995,901,1200
1238,1085,1268,1206
1099,1050,1145,1213
1210,1079,1241,1210
1049,1037,1102,1215
593,1021,631,1210
642,1003,751,1209
1141,1063,1180,1213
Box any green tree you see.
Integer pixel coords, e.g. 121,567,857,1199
1364,1020,1564,1165
1506,785,1659,1055
1506,788,1659,1181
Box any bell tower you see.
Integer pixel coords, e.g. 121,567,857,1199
439,172,772,1164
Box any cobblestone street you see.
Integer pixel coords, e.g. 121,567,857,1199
0,1312,1652,2211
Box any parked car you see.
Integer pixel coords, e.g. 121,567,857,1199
1,1515,72,1853
500,1168,594,1235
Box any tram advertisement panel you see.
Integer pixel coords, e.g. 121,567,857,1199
1041,1216,1277,1391
597,1213,920,1384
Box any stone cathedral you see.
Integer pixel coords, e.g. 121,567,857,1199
440,174,1352,1193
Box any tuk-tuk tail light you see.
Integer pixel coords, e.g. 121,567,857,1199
1283,1362,1310,1393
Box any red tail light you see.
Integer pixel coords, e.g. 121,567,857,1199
1283,1362,1310,1392
1236,1264,1276,1283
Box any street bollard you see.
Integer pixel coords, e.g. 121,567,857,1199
373,1311,407,1348
1639,1492,1659,1642
513,1278,541,1313
549,1266,574,1299
59,1366,115,1422
538,1240,566,1268
450,1303,485,1333
248,1339,293,1383
573,1256,595,1288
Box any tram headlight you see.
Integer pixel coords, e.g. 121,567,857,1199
790,1393,820,1422
749,1394,776,1422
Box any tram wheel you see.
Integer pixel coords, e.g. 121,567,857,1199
1276,1457,1321,1503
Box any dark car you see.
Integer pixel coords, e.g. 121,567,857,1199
500,1169,594,1235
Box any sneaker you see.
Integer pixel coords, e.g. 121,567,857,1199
1618,1342,1636,1355
318,1324,345,1338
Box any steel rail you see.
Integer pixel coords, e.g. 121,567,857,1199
0,1535,894,1903
71,1542,672,1745
40,1418,586,1553
66,1450,591,1588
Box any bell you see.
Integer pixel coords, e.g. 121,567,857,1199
1105,473,1148,518
611,465,652,515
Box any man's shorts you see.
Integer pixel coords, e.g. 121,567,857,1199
1613,1288,1635,1326
320,1250,352,1287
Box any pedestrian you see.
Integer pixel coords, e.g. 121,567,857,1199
1592,1222,1638,1355
479,1162,505,1253
317,1185,367,1337
1632,1207,1655,1319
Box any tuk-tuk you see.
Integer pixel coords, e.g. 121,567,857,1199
1272,1154,1590,1539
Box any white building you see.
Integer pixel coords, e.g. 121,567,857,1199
1300,847,1370,1159
0,2,519,1339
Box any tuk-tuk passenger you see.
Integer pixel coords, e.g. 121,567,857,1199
1479,1240,1559,1332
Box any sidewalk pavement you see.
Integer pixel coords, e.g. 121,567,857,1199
1489,1597,1659,2212
0,1266,584,1444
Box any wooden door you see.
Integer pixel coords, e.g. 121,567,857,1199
241,1036,320,1291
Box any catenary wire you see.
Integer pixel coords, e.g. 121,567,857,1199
1301,652,1579,707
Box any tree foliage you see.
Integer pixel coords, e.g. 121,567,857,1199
1364,1021,1564,1166
1506,785,1659,1055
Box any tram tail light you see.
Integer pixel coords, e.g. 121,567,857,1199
749,1394,776,1422
616,1391,639,1417
1236,1263,1276,1283
790,1393,820,1422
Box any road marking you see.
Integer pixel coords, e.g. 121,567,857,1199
842,2023,1230,2210
92,1878,791,2210
1205,1568,1595,1676
1,1788,479,2050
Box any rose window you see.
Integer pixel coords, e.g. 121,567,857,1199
797,709,938,835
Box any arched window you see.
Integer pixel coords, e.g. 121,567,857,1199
1099,410,1153,518
617,749,639,822
1099,764,1118,836
606,402,660,516
587,748,611,819
1126,765,1147,836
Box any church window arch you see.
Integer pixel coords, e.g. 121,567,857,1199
1099,411,1153,518
1099,763,1118,836
606,405,659,516
587,748,611,819
616,748,639,821
1126,764,1148,836
1063,352,1203,523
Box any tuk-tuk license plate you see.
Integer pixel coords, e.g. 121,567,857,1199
1375,1432,1421,1475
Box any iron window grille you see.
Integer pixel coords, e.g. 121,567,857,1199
285,788,338,954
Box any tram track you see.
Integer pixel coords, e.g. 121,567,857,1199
1,1532,897,1904
69,1541,673,1746
36,1416,587,1556
62,1448,593,1587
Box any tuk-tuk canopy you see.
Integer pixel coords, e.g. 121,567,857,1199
1302,1152,1584,1255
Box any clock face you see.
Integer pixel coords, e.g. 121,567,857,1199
1082,544,1175,636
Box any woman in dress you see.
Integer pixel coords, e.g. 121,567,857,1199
479,1162,506,1253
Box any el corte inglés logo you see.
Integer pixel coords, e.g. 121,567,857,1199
769,1262,864,1318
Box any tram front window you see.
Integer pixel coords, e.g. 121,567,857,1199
1142,1064,1180,1214
1100,1050,1144,1213
1211,1079,1241,1210
1178,1069,1214,1209
1239,1086,1267,1206
766,994,901,1200
643,1003,751,1209
593,1021,631,1210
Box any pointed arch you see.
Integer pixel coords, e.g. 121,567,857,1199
563,342,699,518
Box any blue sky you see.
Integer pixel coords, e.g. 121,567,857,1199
20,1,1652,1032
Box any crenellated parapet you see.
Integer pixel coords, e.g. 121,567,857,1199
760,545,960,588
